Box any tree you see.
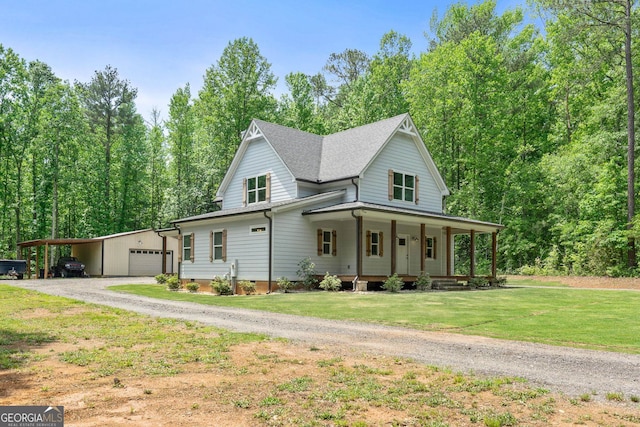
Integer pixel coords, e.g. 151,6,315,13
146,108,167,228
166,84,196,218
534,0,638,271
278,72,324,133
195,37,277,211
77,65,138,234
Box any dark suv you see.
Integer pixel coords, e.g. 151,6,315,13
52,256,86,278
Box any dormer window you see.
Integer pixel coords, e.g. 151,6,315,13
243,173,271,206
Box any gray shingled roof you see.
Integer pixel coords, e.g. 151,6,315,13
252,120,323,182
255,113,408,183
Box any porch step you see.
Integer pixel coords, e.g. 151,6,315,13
431,279,469,291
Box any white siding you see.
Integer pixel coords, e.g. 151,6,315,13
272,206,356,281
360,133,443,212
362,220,392,276
180,216,270,281
423,226,446,277
222,138,296,209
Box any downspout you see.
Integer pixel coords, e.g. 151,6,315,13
351,177,359,201
263,211,273,293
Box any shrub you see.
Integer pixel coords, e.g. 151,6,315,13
155,273,168,284
319,272,342,291
211,276,233,295
414,272,432,291
468,277,489,288
382,273,404,293
166,275,181,291
297,257,318,290
186,282,200,293
490,276,507,287
276,276,295,293
239,280,256,295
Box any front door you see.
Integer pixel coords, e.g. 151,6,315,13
396,234,409,274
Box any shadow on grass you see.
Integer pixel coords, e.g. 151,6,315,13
1,329,57,367
0,329,58,399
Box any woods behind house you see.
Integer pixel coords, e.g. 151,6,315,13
1,0,638,276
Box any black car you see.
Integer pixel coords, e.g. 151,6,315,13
52,256,86,278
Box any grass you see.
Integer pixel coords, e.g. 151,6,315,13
0,284,265,373
2,283,639,425
110,284,640,354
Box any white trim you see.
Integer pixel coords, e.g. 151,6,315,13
370,230,382,257
246,173,268,204
211,229,224,262
320,228,333,257
391,170,416,203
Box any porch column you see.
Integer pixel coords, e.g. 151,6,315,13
469,229,476,277
420,224,426,274
446,227,452,276
391,220,397,274
26,248,31,279
356,215,363,278
491,232,498,278
44,243,49,279
36,247,40,279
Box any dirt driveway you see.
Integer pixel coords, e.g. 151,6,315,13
9,277,640,401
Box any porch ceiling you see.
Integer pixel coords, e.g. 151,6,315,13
302,202,503,234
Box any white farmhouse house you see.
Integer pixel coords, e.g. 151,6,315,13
171,113,503,292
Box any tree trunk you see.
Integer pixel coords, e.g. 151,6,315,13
624,0,636,268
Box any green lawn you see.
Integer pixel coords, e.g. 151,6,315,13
110,284,640,354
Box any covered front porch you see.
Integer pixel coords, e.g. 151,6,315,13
303,202,504,288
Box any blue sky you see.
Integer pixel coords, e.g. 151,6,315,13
2,0,529,121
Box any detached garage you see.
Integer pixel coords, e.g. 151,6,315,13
73,229,178,277
19,229,179,278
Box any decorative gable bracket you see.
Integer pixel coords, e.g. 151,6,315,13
397,117,418,137
243,121,263,141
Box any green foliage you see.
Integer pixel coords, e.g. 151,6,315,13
382,273,404,293
468,277,490,288
185,282,200,293
166,275,181,291
297,257,318,290
3,3,640,278
155,274,168,284
211,276,232,295
414,272,432,291
276,277,295,293
319,272,342,292
239,280,256,295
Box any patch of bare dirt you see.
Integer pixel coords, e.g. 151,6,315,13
508,275,640,290
2,339,639,426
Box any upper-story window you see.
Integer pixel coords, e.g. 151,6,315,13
243,173,271,206
389,170,418,203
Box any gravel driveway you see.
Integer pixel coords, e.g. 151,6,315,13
9,277,640,401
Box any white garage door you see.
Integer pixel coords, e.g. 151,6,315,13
129,249,173,276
